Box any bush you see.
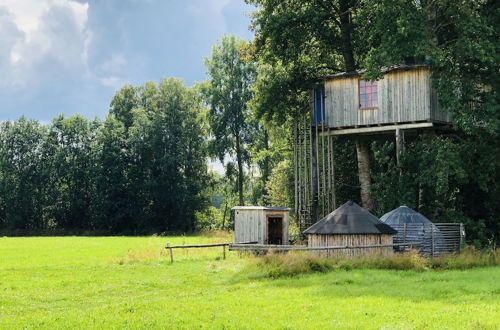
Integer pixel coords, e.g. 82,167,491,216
195,206,224,231
245,247,500,279
248,252,333,278
428,246,500,270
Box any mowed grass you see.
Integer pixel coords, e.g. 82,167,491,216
0,235,499,329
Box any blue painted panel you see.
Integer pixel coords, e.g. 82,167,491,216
313,86,325,125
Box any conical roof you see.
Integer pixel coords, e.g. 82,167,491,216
303,201,397,235
380,206,433,225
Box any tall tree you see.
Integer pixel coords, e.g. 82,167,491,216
204,35,257,206
247,0,377,210
46,115,100,230
0,118,50,231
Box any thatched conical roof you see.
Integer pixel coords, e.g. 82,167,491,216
303,201,397,235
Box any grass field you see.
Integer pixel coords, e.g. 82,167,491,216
0,235,499,329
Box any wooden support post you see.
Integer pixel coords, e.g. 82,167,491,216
395,128,405,169
355,139,373,211
330,136,337,210
431,228,435,257
168,243,174,263
294,121,298,218
222,245,226,260
311,126,319,223
459,223,464,251
403,223,407,251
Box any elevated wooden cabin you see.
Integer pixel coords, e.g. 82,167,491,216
303,201,397,257
294,65,453,231
232,206,290,245
313,65,451,135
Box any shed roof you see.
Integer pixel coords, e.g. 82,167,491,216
321,64,429,81
380,206,433,225
231,206,290,211
303,201,397,235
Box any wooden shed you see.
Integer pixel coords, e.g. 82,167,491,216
232,206,290,245
303,201,397,256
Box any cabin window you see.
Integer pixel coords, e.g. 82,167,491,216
359,80,378,108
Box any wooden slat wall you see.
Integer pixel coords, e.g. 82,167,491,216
234,210,289,244
307,234,394,257
324,67,451,128
234,210,263,244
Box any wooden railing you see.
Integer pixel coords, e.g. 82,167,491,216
165,241,257,263
228,242,421,252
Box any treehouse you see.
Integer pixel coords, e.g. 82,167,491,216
313,64,451,134
294,64,453,231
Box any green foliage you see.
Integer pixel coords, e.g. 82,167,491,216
0,79,210,234
248,248,500,278
265,159,294,207
203,35,258,206
0,118,50,230
248,0,499,247
194,206,224,231
428,246,500,270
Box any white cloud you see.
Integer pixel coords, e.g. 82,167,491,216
98,54,127,74
99,76,125,89
0,0,90,88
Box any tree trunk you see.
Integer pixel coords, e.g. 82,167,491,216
222,202,228,230
235,134,244,206
261,128,271,204
395,128,404,172
355,140,373,211
339,0,356,72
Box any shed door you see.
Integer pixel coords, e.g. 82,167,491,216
267,217,283,245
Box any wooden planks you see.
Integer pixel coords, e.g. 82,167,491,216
323,66,451,129
308,234,395,257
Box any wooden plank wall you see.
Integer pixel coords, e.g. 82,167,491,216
307,234,394,257
324,67,451,128
234,210,264,244
235,210,290,245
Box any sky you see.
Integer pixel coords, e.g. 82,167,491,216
0,0,255,122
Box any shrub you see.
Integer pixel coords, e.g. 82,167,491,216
245,247,499,278
248,252,333,278
428,246,500,270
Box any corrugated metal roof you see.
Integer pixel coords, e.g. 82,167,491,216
231,206,290,211
380,206,434,225
303,201,397,235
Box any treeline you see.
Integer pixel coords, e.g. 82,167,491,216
1,0,498,246
0,79,209,234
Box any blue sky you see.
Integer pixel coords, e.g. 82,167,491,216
0,0,254,121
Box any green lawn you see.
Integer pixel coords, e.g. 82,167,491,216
0,236,498,329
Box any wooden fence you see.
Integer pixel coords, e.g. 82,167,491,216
164,224,464,262
165,242,257,263
228,242,420,252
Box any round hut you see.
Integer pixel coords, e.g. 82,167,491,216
303,201,397,257
380,206,444,255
